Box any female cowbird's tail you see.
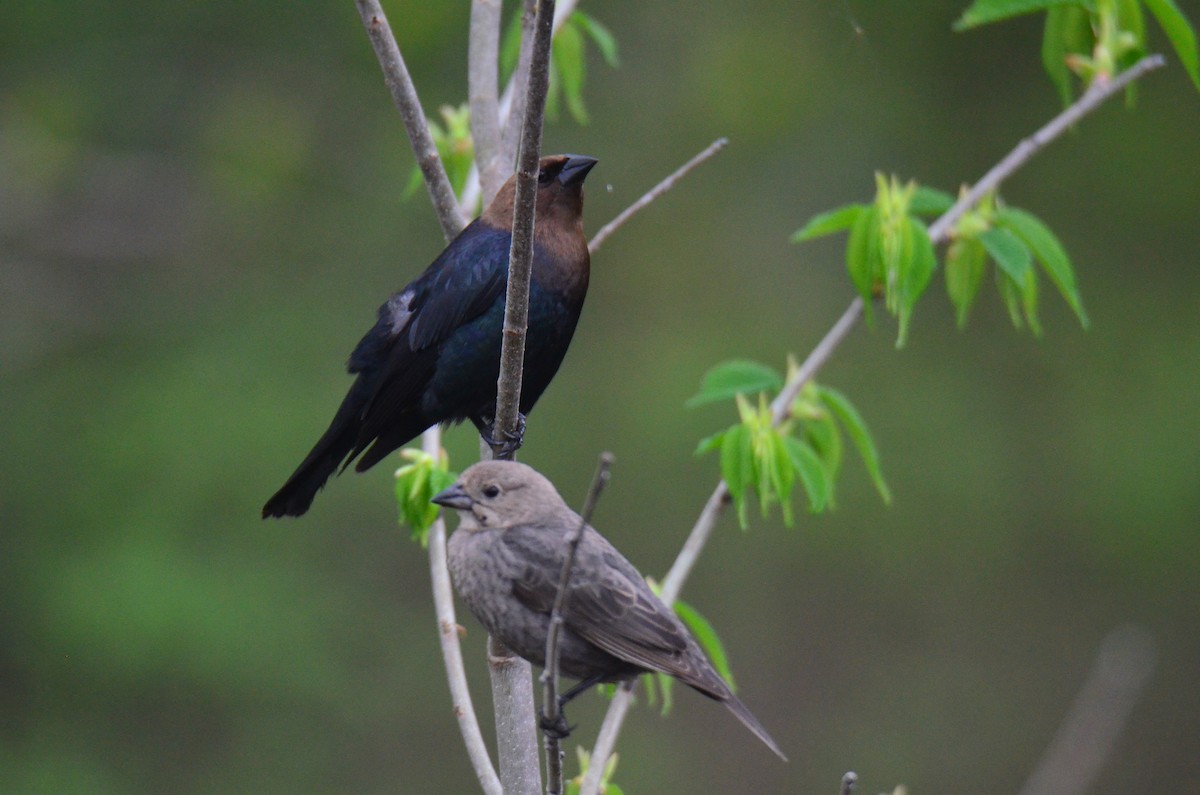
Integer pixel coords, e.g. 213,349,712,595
721,693,788,761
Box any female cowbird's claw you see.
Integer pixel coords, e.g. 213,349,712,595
538,712,573,740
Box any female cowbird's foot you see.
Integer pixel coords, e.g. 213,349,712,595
539,711,573,740
481,413,527,459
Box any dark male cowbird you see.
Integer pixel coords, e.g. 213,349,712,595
263,154,598,518
433,460,787,760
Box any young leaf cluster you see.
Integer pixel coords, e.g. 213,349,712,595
568,748,623,795
502,10,619,125
795,180,1088,339
691,359,889,529
405,104,475,200
394,447,457,545
956,0,1199,103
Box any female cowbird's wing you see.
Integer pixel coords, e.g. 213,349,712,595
506,525,693,674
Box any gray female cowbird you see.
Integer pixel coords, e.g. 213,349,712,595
433,460,786,760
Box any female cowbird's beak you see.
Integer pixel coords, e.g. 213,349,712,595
558,155,598,187
432,484,474,510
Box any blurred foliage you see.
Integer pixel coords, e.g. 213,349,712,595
2,1,1199,794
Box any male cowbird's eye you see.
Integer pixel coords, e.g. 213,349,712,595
537,168,552,185
482,484,501,499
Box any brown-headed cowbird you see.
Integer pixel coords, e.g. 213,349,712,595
433,460,787,760
263,155,598,518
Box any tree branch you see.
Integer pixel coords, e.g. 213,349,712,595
588,138,728,255
1017,625,1156,795
542,453,615,795
469,0,505,203
491,0,557,460
422,428,503,795
354,0,467,241
580,54,1168,795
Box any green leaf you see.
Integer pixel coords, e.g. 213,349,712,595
896,218,936,348
1022,258,1043,336
1143,0,1200,90
817,386,892,505
694,429,725,456
909,186,956,216
1043,6,1085,104
674,599,736,688
955,0,1082,30
783,436,829,513
765,431,796,525
846,204,881,312
686,360,783,407
980,227,1033,283
720,423,754,528
500,9,523,82
791,204,864,242
394,449,457,544
654,672,674,715
553,21,589,124
803,417,842,509
996,207,1089,328
945,236,988,327
997,267,1025,329
574,11,620,67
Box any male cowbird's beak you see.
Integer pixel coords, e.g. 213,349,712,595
432,484,474,510
558,155,598,187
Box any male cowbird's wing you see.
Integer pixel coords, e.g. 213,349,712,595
348,223,509,466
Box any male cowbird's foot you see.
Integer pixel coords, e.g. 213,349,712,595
539,711,573,740
482,413,526,459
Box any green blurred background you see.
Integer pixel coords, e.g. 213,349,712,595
3,1,1198,792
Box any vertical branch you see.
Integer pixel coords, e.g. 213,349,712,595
354,0,467,240
423,429,503,795
542,453,615,795
469,0,505,203
491,0,557,459
488,633,544,795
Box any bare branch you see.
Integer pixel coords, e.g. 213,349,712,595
927,55,1166,243
422,429,503,795
1018,625,1156,795
588,138,729,255
469,0,505,203
580,55,1169,794
542,453,615,795
354,0,467,240
491,0,557,460
489,634,544,795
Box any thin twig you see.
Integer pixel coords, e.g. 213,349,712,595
1017,625,1156,795
542,453,615,795
423,428,503,795
588,138,729,255
579,54,1168,795
491,0,557,460
354,0,466,241
469,0,505,203
927,55,1165,243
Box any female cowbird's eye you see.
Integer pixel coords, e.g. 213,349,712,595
537,168,552,185
482,484,501,499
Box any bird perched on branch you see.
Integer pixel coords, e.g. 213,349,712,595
263,154,598,518
433,460,787,761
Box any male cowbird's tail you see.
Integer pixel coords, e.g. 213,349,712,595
720,693,788,761
262,385,365,518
